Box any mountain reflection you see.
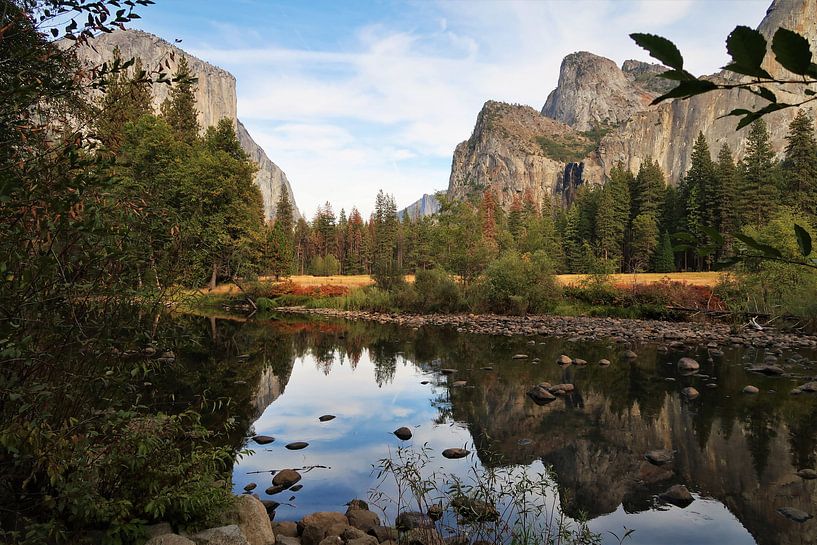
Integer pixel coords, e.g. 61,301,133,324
201,314,817,545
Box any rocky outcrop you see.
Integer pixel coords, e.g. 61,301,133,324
452,0,817,206
542,51,656,131
447,101,604,209
398,194,442,220
76,29,299,221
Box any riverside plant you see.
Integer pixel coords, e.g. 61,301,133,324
367,443,613,545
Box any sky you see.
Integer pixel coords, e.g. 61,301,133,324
133,0,771,218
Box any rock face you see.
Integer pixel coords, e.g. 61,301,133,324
75,29,299,221
447,101,604,209
398,193,442,220
449,0,817,208
541,51,657,131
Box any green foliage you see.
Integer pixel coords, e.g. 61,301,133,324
782,109,817,214
310,254,341,276
629,213,659,272
412,268,463,313
160,56,200,145
469,252,560,315
535,133,595,163
740,119,779,226
654,231,676,273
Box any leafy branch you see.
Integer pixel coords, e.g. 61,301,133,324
631,26,817,128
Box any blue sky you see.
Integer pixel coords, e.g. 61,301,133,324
133,0,770,217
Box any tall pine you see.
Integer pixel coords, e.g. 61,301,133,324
160,56,199,145
739,119,779,225
782,109,817,213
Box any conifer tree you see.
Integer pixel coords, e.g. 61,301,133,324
595,164,631,269
631,158,665,219
654,231,675,273
740,119,779,225
95,48,152,152
714,144,739,253
160,56,199,145
267,191,295,279
679,133,716,269
630,213,659,272
782,109,817,213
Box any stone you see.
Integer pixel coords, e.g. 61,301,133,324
276,538,301,545
681,387,699,400
645,449,674,466
253,435,275,445
556,355,572,365
799,381,817,392
272,469,302,488
573,358,588,366
677,357,699,371
395,512,433,531
319,415,336,422
317,537,342,545
347,537,378,545
639,462,674,484
146,535,196,545
285,442,309,450
191,525,251,545
749,365,784,376
742,385,760,394
440,368,457,375
145,523,174,538
290,485,303,492
451,496,499,522
777,507,813,523
265,485,286,496
368,526,398,543
527,385,556,405
598,359,611,366
261,500,280,513
346,508,380,533
393,427,413,440
512,354,529,359
797,468,817,480
399,528,444,545
659,485,694,507
452,381,467,387
300,513,349,545
233,495,276,545
272,522,298,538
442,448,470,459
244,483,257,492
623,350,638,360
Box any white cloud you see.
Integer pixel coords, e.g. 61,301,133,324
184,0,770,215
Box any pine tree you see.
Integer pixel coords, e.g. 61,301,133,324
267,191,295,279
95,48,152,152
679,133,716,269
595,163,631,269
159,56,199,145
740,119,779,225
630,213,659,272
714,144,739,253
782,109,817,213
631,158,665,219
654,231,675,273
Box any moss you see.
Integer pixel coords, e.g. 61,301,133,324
535,133,596,163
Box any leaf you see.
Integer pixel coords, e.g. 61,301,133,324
733,232,783,258
748,86,777,103
651,79,718,105
700,225,725,246
794,223,812,256
630,33,684,70
723,26,770,78
657,69,696,81
735,102,789,129
772,28,813,75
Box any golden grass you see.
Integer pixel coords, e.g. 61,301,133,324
202,271,724,295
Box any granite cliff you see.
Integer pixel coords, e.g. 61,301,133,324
77,29,300,221
399,193,442,220
448,0,817,210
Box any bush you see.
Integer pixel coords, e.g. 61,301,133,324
412,268,463,312
469,252,560,315
309,255,341,276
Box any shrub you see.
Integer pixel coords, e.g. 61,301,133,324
469,252,560,315
412,268,463,312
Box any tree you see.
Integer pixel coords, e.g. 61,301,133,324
595,163,631,269
679,133,716,269
713,144,739,254
160,56,199,145
267,191,296,279
630,213,659,272
631,158,665,220
740,119,779,226
782,109,817,213
654,231,676,273
95,47,153,152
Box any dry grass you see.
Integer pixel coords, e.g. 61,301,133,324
201,271,724,294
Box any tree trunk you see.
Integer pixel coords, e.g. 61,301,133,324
209,261,218,290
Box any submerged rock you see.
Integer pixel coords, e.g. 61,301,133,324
441,448,469,459
659,484,694,507
556,354,572,365
319,415,336,422
797,468,817,479
681,387,699,400
777,507,813,523
677,357,699,371
645,449,674,466
742,385,760,394
272,469,301,488
243,483,257,492
252,435,275,445
393,427,413,441
285,442,309,450
527,385,556,405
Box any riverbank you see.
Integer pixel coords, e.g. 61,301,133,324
276,307,817,351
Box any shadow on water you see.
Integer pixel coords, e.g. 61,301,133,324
179,313,817,545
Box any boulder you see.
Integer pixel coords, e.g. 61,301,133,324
299,513,348,545
346,508,380,533
797,468,817,480
368,526,398,543
742,385,760,394
681,387,699,400
276,538,301,545
450,496,499,522
347,537,378,545
272,522,298,538
556,355,572,366
319,415,336,422
800,381,817,392
644,449,673,466
317,537,342,545
146,536,196,545
393,427,413,440
272,469,302,488
399,528,444,545
233,495,276,545
191,525,251,545
573,358,588,366
659,485,694,507
285,442,309,450
623,350,638,359
253,436,275,445
677,357,699,371
598,359,611,366
527,385,556,405
441,448,469,459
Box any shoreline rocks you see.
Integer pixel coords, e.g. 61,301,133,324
275,309,817,351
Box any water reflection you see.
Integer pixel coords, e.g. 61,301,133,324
195,315,817,545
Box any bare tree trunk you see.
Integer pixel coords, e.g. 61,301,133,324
209,261,218,290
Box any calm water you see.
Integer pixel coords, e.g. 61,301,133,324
193,315,817,545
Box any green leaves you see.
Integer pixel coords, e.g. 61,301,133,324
771,28,814,76
630,33,684,70
724,26,771,78
794,223,812,256
651,79,718,105
733,232,783,258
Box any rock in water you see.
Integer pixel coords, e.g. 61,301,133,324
777,507,813,523
440,368,457,375
451,495,499,522
681,387,699,400
742,385,760,394
512,354,529,360
285,441,309,450
319,415,336,422
598,359,611,366
677,357,699,371
243,482,257,492
272,469,301,488
442,448,470,459
527,385,556,405
645,449,674,466
252,435,275,445
556,355,572,365
393,427,413,440
623,350,638,360
395,511,433,531
659,484,694,507
797,468,817,480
